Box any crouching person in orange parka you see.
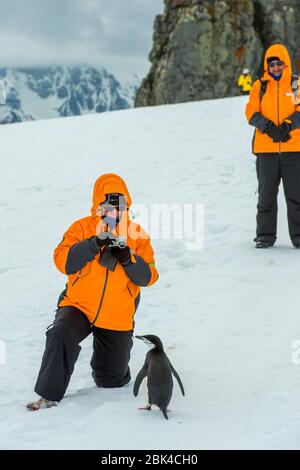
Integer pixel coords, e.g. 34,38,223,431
27,173,159,410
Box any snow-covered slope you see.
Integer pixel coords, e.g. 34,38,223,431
0,66,136,124
1,97,300,450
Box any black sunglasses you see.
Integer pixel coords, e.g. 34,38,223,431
100,194,127,213
101,204,126,213
268,60,284,68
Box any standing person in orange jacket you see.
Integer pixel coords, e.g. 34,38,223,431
246,44,300,248
27,173,159,410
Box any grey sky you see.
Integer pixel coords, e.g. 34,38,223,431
0,0,163,81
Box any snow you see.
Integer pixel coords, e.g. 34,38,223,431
1,96,300,450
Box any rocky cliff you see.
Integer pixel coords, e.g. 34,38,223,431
135,0,300,106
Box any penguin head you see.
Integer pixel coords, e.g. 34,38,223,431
135,335,164,351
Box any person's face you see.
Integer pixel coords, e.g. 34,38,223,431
98,194,127,222
268,60,284,76
99,204,122,220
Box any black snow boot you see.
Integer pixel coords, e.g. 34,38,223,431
255,241,272,249
253,237,274,249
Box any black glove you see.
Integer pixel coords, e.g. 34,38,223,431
111,245,132,266
280,121,292,142
96,231,116,249
264,122,282,142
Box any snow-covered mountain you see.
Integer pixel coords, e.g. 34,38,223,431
1,98,300,450
0,66,137,124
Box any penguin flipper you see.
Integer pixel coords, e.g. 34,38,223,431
133,365,147,397
170,363,185,396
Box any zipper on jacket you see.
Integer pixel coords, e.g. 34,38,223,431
277,81,281,154
90,268,109,327
71,270,81,286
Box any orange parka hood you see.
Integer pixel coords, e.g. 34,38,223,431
262,44,292,81
91,173,132,218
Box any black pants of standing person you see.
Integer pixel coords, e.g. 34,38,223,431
255,152,300,246
34,306,133,402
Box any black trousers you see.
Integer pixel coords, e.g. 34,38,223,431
34,306,133,402
256,152,300,246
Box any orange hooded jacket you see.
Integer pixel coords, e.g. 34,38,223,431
54,174,159,331
246,44,300,154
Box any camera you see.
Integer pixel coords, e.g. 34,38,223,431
109,236,127,249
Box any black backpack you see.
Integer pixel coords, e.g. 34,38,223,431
259,73,299,103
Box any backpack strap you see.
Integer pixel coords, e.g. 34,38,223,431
259,78,268,103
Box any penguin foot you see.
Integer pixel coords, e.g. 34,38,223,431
138,405,152,410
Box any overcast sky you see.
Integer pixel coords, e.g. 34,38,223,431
0,0,163,82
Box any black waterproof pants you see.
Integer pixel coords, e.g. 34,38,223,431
34,306,133,402
256,152,300,246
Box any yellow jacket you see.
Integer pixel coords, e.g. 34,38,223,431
238,74,252,92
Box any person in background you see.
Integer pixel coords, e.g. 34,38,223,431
238,68,253,95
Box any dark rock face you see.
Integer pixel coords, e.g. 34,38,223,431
135,0,300,106
253,0,300,73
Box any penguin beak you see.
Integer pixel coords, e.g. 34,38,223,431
135,335,146,341
135,335,154,348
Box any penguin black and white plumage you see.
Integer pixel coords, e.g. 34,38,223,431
133,334,185,420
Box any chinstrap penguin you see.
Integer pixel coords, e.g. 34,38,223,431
133,334,185,419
